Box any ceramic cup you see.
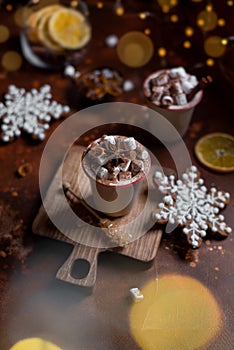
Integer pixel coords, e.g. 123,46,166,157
143,69,203,143
81,135,151,217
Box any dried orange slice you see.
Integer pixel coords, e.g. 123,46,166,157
37,11,62,51
27,4,62,28
194,132,234,173
26,4,63,44
48,8,91,50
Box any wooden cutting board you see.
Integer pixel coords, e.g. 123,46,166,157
32,145,162,287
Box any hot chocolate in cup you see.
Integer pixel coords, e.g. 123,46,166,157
143,67,203,142
82,135,151,217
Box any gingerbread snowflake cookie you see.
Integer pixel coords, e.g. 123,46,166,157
0,85,70,142
153,165,232,248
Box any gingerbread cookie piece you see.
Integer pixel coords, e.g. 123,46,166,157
153,165,232,248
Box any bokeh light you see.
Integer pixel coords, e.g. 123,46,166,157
0,25,10,43
170,14,179,22
1,51,23,71
96,2,103,9
144,28,151,35
158,47,167,57
183,40,192,48
204,36,227,58
158,0,178,8
185,26,194,37
138,12,148,20
6,4,13,11
197,8,218,31
206,58,215,66
217,18,226,26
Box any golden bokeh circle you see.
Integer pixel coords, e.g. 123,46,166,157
206,57,215,66
170,14,179,22
158,47,167,57
183,40,192,48
0,25,10,43
197,9,218,31
130,274,222,350
14,7,25,27
204,36,227,58
158,0,178,9
117,31,154,68
2,51,23,71
9,338,62,350
185,26,194,37
217,18,226,27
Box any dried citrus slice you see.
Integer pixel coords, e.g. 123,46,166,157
194,132,234,173
37,11,63,51
48,8,91,50
26,4,63,44
27,4,63,28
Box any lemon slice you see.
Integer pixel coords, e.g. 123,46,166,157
48,8,91,50
194,132,234,173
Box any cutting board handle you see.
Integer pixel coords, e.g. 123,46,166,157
56,245,99,287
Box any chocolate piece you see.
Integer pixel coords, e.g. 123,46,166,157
83,135,150,185
119,171,132,181
131,160,144,176
132,159,144,170
118,159,131,172
170,81,183,95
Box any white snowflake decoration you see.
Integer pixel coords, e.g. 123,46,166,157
154,165,232,248
0,85,70,142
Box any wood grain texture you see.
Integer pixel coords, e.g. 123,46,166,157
32,145,162,287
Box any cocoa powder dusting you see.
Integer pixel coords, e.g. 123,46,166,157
0,201,31,268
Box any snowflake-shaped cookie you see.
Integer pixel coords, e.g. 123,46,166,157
0,85,70,142
153,165,232,248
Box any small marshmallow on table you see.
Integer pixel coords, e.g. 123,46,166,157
130,288,144,302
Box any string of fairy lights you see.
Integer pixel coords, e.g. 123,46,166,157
0,0,233,71
104,0,234,67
